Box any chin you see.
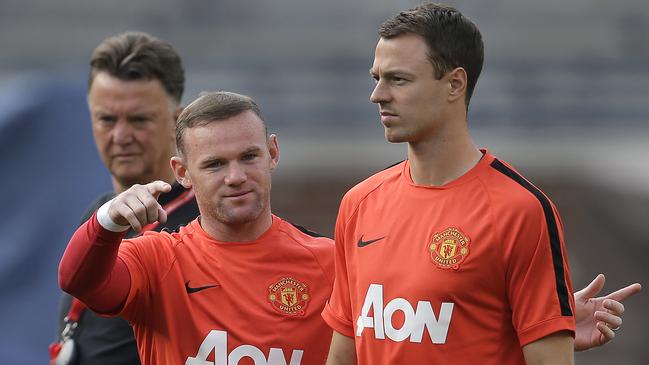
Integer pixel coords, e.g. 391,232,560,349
216,206,264,225
384,132,406,144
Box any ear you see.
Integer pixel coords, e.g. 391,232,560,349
171,156,192,188
267,134,280,171
447,67,467,103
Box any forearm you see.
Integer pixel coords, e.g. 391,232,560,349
523,331,574,365
58,211,130,313
326,331,357,365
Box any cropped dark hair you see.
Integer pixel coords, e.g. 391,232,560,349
379,3,484,106
175,91,265,156
88,31,185,104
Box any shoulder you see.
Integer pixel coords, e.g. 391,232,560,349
277,219,334,273
484,157,554,210
481,157,559,237
278,220,333,251
341,160,404,210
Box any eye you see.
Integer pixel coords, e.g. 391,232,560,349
204,160,225,169
392,76,407,85
96,115,116,124
130,116,150,124
242,153,258,161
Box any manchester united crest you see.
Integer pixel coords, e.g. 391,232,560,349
268,277,310,316
429,227,471,270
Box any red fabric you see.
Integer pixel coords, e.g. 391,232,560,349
322,150,575,365
58,211,131,313
116,216,334,365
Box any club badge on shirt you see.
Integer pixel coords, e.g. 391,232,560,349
428,227,471,270
267,277,310,316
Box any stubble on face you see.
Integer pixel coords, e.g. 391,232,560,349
182,113,277,235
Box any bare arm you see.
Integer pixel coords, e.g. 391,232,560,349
522,331,574,365
326,331,357,365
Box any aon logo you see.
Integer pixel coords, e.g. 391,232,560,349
356,284,454,344
186,330,303,365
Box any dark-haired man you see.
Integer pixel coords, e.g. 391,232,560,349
323,3,641,364
52,32,199,365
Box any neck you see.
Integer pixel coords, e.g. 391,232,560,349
201,211,274,243
406,121,482,186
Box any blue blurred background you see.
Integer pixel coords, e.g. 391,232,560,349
0,0,647,363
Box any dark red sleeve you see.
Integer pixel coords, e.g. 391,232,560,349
58,211,131,314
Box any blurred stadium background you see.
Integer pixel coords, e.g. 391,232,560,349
0,0,646,363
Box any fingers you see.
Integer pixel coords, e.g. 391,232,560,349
595,310,622,330
147,180,172,198
605,283,642,302
109,181,170,231
596,322,615,343
602,298,624,316
157,204,168,225
575,274,605,301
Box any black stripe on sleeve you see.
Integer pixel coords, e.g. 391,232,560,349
289,223,329,238
490,159,573,316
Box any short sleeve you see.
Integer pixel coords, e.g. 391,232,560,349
505,198,575,347
321,195,355,337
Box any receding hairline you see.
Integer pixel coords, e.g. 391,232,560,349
86,71,181,111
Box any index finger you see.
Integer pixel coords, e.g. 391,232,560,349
605,283,642,302
146,181,172,198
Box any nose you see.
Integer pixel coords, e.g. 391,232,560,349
112,120,134,145
370,80,390,104
224,163,247,186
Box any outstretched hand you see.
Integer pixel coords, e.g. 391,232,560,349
108,181,172,232
573,274,642,351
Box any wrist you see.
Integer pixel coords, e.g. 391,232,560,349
97,199,130,232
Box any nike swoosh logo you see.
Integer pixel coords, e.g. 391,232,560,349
357,235,386,247
185,281,219,294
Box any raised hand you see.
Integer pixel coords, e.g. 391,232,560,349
108,181,172,232
573,274,642,351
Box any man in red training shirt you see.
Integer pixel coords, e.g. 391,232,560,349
59,92,334,365
323,3,642,365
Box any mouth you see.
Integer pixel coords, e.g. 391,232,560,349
224,190,252,198
379,111,398,124
112,152,140,158
111,154,140,161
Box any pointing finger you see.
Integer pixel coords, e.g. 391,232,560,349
605,283,642,302
146,181,172,199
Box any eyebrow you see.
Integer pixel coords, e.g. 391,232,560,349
369,69,412,79
241,146,262,155
199,147,263,166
